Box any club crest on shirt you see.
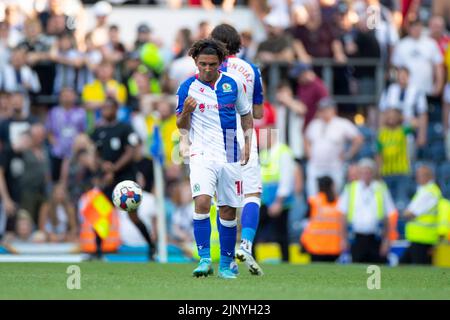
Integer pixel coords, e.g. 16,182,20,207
199,103,205,113
222,83,232,92
193,183,200,193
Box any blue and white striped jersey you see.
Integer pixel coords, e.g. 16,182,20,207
176,71,251,163
220,56,264,157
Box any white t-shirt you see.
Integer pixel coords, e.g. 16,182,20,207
338,181,396,235
118,191,157,246
306,116,360,169
379,83,428,123
392,36,443,95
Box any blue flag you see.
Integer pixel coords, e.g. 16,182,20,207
150,125,164,165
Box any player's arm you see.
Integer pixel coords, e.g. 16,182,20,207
176,96,196,131
236,77,253,165
252,64,264,120
240,112,253,166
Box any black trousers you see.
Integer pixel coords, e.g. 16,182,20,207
399,243,433,265
351,233,386,264
255,205,290,262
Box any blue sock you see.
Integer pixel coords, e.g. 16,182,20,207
193,213,211,260
219,218,237,269
240,198,260,252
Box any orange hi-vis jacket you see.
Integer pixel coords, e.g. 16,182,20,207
301,193,344,256
79,188,121,253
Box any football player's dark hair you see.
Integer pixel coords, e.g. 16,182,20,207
188,38,228,63
210,23,241,56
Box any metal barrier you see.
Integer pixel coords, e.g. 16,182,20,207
263,58,385,106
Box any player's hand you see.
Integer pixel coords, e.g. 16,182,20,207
183,96,197,113
3,198,16,216
240,143,250,166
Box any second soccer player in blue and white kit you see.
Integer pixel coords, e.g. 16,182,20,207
211,24,264,276
176,39,254,279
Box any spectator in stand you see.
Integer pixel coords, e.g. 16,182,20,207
3,3,24,48
305,97,364,197
379,66,428,155
170,179,195,257
0,131,30,240
444,43,450,160
77,32,103,93
428,16,450,56
289,1,347,64
38,183,78,242
82,60,127,132
2,209,45,244
103,25,126,66
132,96,180,168
135,24,165,79
0,91,11,121
0,47,41,116
90,1,112,48
237,30,257,63
392,19,444,100
338,158,396,263
0,92,36,150
20,124,51,225
46,87,86,182
352,0,399,65
194,21,212,42
343,12,381,98
432,0,450,30
289,62,329,130
38,0,69,36
275,80,307,162
0,22,11,71
376,107,413,209
49,32,83,95
63,133,97,204
256,13,295,65
165,28,196,93
17,18,54,98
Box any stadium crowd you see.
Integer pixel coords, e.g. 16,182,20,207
0,0,449,265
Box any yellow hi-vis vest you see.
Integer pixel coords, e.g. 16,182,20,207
438,198,450,241
347,181,385,222
405,183,442,245
260,143,294,207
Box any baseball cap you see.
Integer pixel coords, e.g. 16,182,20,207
317,96,337,110
358,158,377,171
137,23,151,34
289,62,312,79
93,1,112,17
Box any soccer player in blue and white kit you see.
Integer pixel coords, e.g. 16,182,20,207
176,39,254,279
211,24,264,276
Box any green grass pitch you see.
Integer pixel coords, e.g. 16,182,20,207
0,262,449,299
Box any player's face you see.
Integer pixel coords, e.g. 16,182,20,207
196,54,221,83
